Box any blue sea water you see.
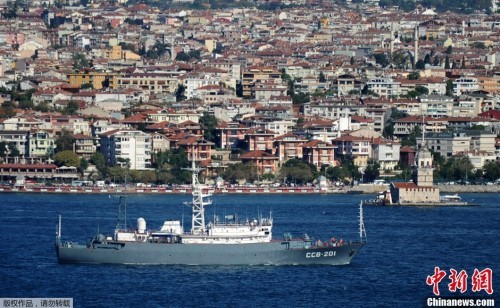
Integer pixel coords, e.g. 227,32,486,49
0,192,498,307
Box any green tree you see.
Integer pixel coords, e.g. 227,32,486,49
90,151,107,174
415,85,429,95
424,54,431,64
483,161,500,181
0,141,20,158
445,79,453,96
318,71,326,82
326,158,361,184
55,130,75,152
363,162,380,183
402,125,422,147
384,108,407,138
444,55,450,69
175,84,186,101
471,42,486,49
392,50,410,69
278,159,317,184
433,55,440,66
405,86,429,98
373,53,389,67
62,101,80,115
175,52,190,62
108,166,129,183
199,112,218,143
53,150,80,167
72,53,89,69
222,162,258,184
79,158,89,176
415,60,426,70
0,101,16,118
326,165,350,182
408,71,420,80
291,92,310,105
154,148,190,183
2,0,18,19
34,102,50,112
80,83,93,90
262,172,275,182
280,68,291,83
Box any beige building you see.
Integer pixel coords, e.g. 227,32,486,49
242,67,281,98
117,73,179,95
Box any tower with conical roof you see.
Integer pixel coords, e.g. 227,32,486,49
413,143,434,187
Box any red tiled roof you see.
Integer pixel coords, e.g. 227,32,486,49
240,150,278,159
400,146,416,153
0,164,58,169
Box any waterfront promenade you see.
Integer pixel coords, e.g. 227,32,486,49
1,184,499,194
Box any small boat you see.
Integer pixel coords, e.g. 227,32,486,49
440,194,462,202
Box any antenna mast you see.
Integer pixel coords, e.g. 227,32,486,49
183,160,212,234
116,196,127,230
359,201,367,242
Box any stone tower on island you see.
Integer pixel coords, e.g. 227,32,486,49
390,141,440,205
413,143,434,187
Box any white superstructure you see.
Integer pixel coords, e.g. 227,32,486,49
112,161,273,245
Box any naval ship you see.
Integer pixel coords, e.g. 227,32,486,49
56,163,366,265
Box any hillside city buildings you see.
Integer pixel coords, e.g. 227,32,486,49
0,0,499,184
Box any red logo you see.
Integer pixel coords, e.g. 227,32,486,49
472,268,493,295
448,269,468,293
427,267,494,296
427,267,447,296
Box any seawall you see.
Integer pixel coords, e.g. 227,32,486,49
0,184,498,194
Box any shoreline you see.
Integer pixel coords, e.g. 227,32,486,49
1,184,499,194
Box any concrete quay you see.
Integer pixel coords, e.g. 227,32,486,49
0,184,497,194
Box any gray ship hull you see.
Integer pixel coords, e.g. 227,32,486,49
56,240,365,265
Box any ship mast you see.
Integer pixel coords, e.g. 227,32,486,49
183,160,212,235
56,214,62,244
359,201,367,242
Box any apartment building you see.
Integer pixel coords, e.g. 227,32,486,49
453,76,479,96
241,67,282,98
99,129,152,170
117,73,180,95
366,77,401,98
66,70,120,90
25,130,56,158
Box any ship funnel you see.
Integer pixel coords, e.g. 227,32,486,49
137,218,146,233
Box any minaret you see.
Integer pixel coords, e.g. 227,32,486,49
170,36,176,62
390,22,395,56
414,25,419,66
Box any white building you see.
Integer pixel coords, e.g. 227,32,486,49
366,77,401,98
184,73,220,99
453,77,479,96
373,139,401,171
419,95,454,118
99,129,152,170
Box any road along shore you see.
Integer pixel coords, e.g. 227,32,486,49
0,184,498,194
